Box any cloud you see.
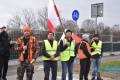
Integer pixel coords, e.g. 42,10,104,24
0,0,120,28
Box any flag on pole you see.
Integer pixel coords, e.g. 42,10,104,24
48,0,60,33
72,33,82,43
59,29,82,44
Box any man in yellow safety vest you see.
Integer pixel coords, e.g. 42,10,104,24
42,31,60,80
91,34,103,80
59,30,77,80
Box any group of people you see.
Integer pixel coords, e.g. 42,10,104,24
0,26,103,80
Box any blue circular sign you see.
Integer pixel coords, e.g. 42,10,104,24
72,10,79,21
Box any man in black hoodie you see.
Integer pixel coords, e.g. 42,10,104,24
91,34,103,80
78,34,91,80
0,26,12,80
59,30,77,80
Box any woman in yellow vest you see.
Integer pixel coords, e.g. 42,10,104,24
59,30,77,80
91,34,103,80
78,34,91,80
42,31,60,80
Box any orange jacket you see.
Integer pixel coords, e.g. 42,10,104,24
14,36,40,62
78,41,91,59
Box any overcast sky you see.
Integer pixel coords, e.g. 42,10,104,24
0,0,120,28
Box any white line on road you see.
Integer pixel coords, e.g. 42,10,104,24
57,76,79,80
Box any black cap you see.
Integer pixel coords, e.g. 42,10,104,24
66,30,72,34
1,26,6,30
93,34,99,37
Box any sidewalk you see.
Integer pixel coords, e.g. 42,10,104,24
7,69,112,80
8,51,120,66
7,52,120,80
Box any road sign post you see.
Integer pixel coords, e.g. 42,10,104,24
91,3,103,34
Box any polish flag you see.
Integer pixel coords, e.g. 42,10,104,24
59,29,82,44
48,0,60,33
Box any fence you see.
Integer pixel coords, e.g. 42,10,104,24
7,29,120,60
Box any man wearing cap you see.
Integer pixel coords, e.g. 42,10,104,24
0,26,12,80
42,31,60,80
91,34,103,80
78,34,91,80
14,26,40,80
59,30,77,80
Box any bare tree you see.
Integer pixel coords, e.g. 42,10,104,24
102,25,111,35
63,20,79,33
37,7,48,30
8,9,39,30
79,28,85,33
8,13,21,29
21,9,39,29
97,22,105,34
111,24,120,36
81,19,95,32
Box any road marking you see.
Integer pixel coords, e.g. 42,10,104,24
36,65,43,70
57,76,79,80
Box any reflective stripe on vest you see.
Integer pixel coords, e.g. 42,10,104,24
91,40,102,56
78,41,91,59
42,40,58,60
61,38,75,61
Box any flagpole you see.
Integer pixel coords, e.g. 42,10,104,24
52,0,82,43
53,0,65,33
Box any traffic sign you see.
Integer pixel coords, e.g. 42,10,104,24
91,3,103,18
72,10,79,21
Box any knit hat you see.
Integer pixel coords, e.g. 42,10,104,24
93,34,99,37
23,26,31,32
82,34,90,41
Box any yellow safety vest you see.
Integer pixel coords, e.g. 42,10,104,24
91,40,102,56
61,38,75,61
42,40,58,60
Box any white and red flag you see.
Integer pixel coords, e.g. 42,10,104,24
48,0,60,33
48,0,82,43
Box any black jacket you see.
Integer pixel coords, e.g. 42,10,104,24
0,31,12,56
90,40,103,58
78,40,91,59
41,39,60,61
59,37,78,63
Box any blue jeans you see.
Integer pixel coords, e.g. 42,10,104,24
61,61,74,80
29,68,34,80
92,57,101,77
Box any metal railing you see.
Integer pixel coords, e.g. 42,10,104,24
7,29,120,60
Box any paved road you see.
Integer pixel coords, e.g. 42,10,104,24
7,55,120,76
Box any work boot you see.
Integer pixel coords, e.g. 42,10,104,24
91,76,95,80
97,76,103,80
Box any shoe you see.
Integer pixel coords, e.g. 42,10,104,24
91,76,95,80
97,77,103,80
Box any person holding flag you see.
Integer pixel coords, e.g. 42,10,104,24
59,30,77,80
